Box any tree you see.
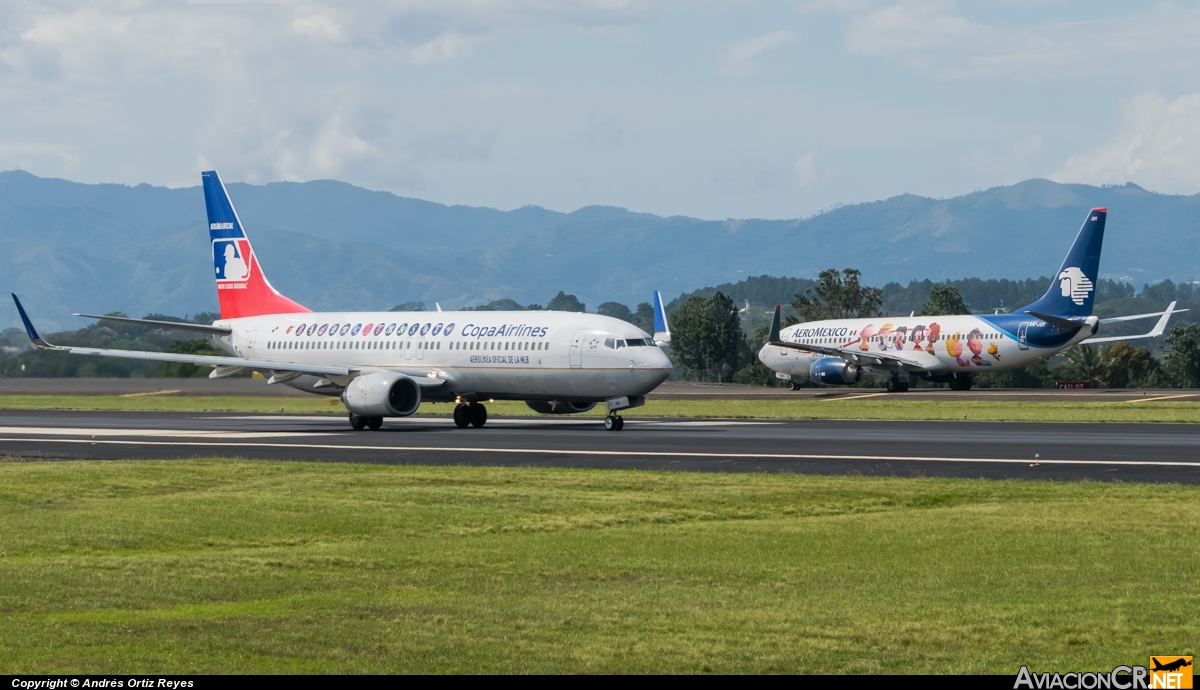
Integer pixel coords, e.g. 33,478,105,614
1102,342,1161,389
919,285,971,316
389,301,426,312
632,302,654,333
546,291,586,312
1059,344,1107,386
792,268,883,322
668,291,741,382
1164,324,1200,388
596,302,633,322
160,339,224,378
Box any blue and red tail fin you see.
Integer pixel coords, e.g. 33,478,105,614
202,171,310,319
1019,208,1106,318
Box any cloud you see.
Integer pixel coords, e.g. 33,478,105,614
844,2,1200,79
720,30,796,76
794,153,816,187
1051,91,1200,195
410,32,480,64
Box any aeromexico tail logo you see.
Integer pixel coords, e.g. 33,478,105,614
214,239,252,284
1058,266,1093,305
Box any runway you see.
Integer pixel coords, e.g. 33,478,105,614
1,410,1198,484
2,377,1196,402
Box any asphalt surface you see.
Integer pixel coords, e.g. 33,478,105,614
1,409,1198,484
2,378,1196,403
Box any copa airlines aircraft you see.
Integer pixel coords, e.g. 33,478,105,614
759,208,1183,392
12,171,673,430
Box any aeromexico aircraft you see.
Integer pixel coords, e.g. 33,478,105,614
759,208,1183,392
12,171,673,431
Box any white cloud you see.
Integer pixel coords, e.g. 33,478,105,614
720,30,795,76
1051,91,1200,195
844,2,1200,79
410,32,479,65
292,14,346,42
794,153,816,187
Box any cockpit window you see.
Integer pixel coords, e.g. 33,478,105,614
616,339,626,348
625,338,652,346
604,338,615,349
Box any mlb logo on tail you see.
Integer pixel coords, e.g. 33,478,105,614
213,239,252,284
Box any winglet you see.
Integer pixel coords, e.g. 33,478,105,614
769,304,782,344
11,294,61,350
652,290,671,344
1147,300,1178,338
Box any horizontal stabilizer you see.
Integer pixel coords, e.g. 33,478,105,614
1025,311,1086,331
75,313,231,335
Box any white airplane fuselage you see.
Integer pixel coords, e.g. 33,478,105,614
758,313,1096,383
216,310,672,402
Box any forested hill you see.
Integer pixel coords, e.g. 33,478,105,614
2,170,1198,331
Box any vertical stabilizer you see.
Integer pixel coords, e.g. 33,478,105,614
1020,208,1106,318
652,290,671,343
202,171,310,319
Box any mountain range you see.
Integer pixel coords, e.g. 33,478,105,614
2,170,1197,332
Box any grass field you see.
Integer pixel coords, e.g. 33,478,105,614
0,459,1196,673
3,394,1200,423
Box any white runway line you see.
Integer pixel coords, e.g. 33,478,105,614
0,427,336,439
205,416,780,427
0,436,1197,467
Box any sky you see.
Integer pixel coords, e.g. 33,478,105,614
2,0,1200,220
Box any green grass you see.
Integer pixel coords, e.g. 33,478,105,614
0,459,1196,673
3,394,1200,423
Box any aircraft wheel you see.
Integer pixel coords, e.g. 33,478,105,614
614,415,624,431
788,381,800,391
885,378,898,393
453,405,471,428
898,382,910,393
349,413,367,430
605,415,624,431
366,416,383,430
470,403,488,428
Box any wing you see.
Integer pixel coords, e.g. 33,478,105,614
1087,301,1181,344
73,313,232,336
766,305,929,368
13,294,447,387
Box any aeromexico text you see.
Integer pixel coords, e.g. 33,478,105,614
279,321,550,339
789,326,851,338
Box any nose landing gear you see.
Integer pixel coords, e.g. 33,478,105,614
604,414,624,431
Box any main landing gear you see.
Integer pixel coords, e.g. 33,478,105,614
453,402,488,428
348,413,383,430
949,373,973,391
885,375,911,393
604,414,624,431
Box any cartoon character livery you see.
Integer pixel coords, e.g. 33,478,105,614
12,171,673,431
759,209,1185,391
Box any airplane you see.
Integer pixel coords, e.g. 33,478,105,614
11,171,674,431
758,208,1185,392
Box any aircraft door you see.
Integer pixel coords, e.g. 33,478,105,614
569,329,586,368
417,338,425,361
1017,322,1030,350
403,338,413,360
235,328,257,358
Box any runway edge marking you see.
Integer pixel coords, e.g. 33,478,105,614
2,437,1198,467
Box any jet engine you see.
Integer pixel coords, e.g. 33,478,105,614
341,371,421,417
809,357,861,386
525,401,597,414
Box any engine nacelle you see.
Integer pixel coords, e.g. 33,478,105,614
341,372,421,417
809,357,861,386
525,400,597,415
